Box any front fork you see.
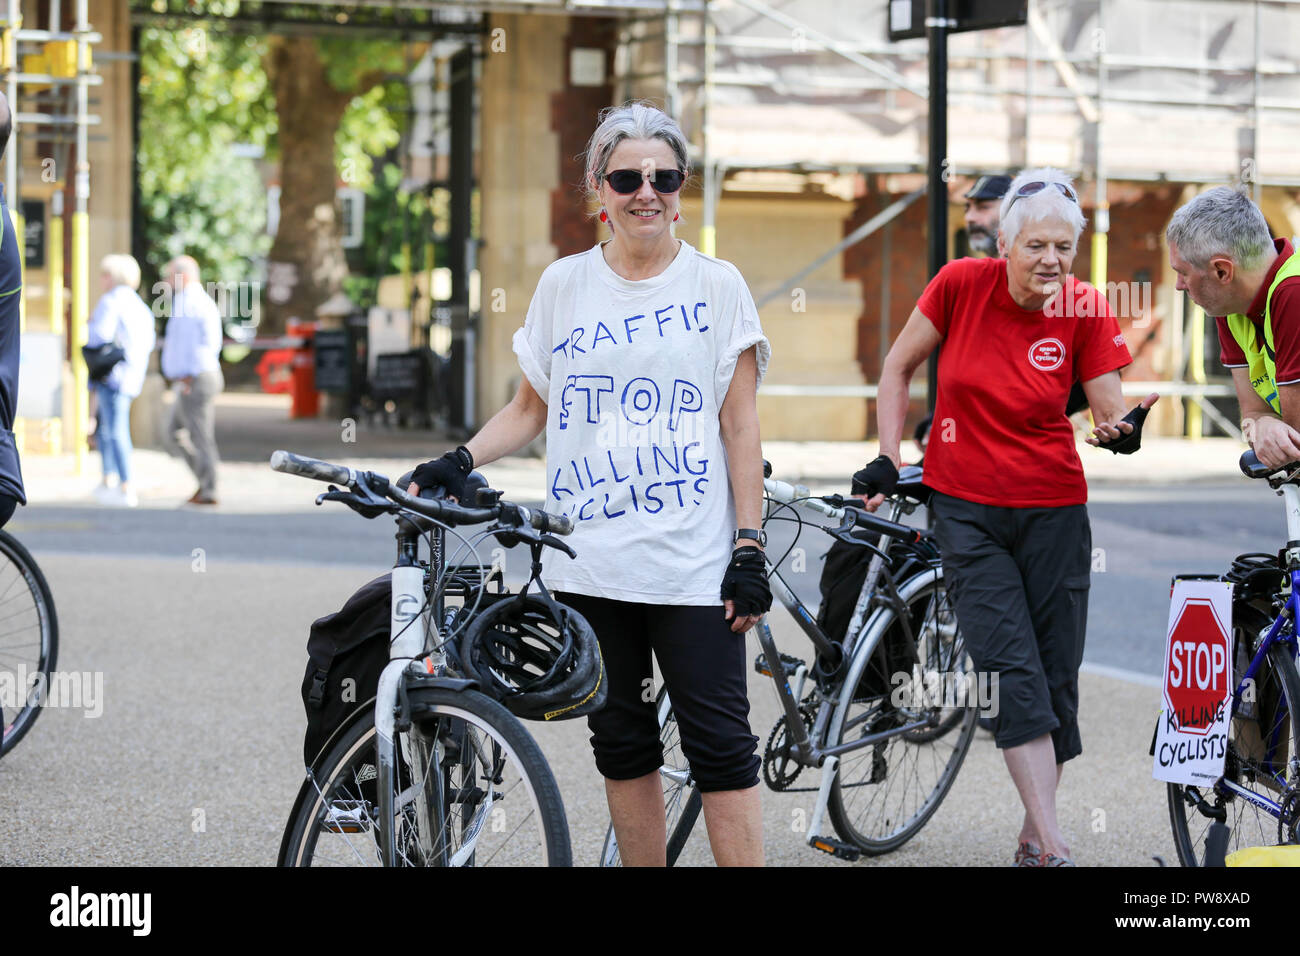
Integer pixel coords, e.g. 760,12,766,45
375,659,446,866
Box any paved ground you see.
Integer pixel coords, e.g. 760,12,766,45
0,392,1277,866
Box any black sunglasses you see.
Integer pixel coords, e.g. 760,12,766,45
603,168,686,194
1006,181,1078,211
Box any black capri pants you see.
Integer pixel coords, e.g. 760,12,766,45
931,492,1092,764
556,592,761,793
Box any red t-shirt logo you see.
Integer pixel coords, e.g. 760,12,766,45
1028,337,1066,372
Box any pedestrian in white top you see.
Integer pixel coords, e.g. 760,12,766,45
86,254,155,507
160,254,224,505
410,102,772,866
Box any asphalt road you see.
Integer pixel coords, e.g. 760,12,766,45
8,479,1282,681
0,478,1285,865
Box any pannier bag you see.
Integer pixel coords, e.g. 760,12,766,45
816,538,920,700
301,573,392,766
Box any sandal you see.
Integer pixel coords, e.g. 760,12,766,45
1014,842,1043,867
1042,853,1076,867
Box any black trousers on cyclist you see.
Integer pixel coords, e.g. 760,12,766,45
931,492,1091,764
555,592,761,793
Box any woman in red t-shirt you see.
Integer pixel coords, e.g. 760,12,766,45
856,168,1158,867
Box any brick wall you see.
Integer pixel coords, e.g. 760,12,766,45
550,17,617,259
1073,186,1183,382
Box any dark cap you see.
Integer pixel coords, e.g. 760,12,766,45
965,174,1013,201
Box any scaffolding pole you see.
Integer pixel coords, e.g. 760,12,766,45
1091,0,1109,297
698,1,715,256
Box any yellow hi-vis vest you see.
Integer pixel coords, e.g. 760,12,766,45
1226,252,1300,413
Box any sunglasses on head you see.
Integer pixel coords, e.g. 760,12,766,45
1006,180,1078,211
603,168,686,194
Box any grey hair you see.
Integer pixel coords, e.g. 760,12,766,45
1166,186,1274,271
99,253,141,290
582,101,690,206
998,167,1087,249
165,254,201,284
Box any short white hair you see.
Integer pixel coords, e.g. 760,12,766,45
1166,186,1274,271
99,253,141,290
998,167,1087,249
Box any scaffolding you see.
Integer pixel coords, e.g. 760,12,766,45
2,0,102,468
610,0,1300,436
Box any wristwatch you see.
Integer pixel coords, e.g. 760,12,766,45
734,528,767,548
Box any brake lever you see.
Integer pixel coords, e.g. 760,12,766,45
315,484,392,519
539,533,577,560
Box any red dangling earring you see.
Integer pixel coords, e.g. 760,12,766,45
599,208,608,223
673,212,680,222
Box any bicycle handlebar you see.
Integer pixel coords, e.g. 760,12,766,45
387,482,574,535
270,449,353,486
271,449,574,536
763,476,923,544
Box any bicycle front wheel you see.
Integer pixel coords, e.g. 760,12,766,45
827,569,977,855
1167,639,1300,865
600,687,702,866
0,530,58,756
280,686,571,866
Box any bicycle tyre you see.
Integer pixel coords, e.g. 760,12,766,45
0,530,58,756
826,568,977,855
279,685,571,866
1167,639,1300,865
599,687,703,866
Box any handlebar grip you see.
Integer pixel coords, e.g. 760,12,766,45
270,450,353,485
531,510,574,536
848,507,923,544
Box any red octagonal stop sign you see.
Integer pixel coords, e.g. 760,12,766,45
1163,597,1231,734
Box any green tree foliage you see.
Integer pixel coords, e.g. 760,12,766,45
137,10,411,327
137,27,273,298
343,160,448,309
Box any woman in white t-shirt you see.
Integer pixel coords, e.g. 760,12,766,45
87,254,156,508
412,102,772,866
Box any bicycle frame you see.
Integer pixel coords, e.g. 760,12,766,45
1212,484,1300,818
758,481,942,851
373,511,497,866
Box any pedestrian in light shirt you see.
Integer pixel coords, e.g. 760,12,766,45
87,254,156,507
160,255,224,505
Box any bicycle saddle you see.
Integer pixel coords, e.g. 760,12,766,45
1239,450,1300,484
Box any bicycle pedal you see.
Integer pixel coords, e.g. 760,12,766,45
809,835,861,862
321,801,372,834
754,652,805,678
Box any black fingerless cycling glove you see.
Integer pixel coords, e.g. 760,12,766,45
1097,405,1150,455
412,445,474,499
851,455,900,497
720,546,772,617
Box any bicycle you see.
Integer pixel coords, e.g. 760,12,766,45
600,462,977,865
0,528,59,758
1166,450,1300,865
270,450,579,867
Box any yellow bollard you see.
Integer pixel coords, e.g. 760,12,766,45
698,225,716,258
1187,303,1206,440
48,197,63,337
70,210,88,476
12,207,22,334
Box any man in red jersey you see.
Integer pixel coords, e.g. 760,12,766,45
856,168,1157,866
